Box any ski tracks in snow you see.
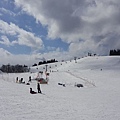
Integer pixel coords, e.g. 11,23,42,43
65,71,96,87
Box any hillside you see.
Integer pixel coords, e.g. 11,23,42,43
0,56,120,120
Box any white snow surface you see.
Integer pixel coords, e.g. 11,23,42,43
0,56,120,120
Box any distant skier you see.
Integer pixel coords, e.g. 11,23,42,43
21,78,23,83
37,82,41,93
16,77,18,83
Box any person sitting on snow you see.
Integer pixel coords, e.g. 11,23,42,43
30,88,37,94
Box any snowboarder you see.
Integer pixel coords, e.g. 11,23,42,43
37,82,41,93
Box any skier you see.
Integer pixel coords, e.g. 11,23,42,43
37,82,41,93
16,77,18,83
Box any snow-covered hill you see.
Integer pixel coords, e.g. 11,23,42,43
0,56,120,120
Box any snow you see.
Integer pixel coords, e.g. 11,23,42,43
0,56,120,120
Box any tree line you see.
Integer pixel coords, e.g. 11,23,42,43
32,59,58,67
0,64,29,73
109,49,120,56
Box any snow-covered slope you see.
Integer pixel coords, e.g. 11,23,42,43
0,56,120,120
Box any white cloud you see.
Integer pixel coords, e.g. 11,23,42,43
0,20,44,50
0,36,11,46
0,48,41,66
14,0,120,56
0,48,71,66
0,48,11,56
0,7,16,16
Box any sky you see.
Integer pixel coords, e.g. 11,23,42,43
0,0,120,66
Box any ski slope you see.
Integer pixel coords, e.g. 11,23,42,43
0,56,120,120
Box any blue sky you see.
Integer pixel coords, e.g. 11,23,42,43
0,0,120,65
0,0,69,55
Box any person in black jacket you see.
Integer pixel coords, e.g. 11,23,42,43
37,82,41,93
28,76,31,82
